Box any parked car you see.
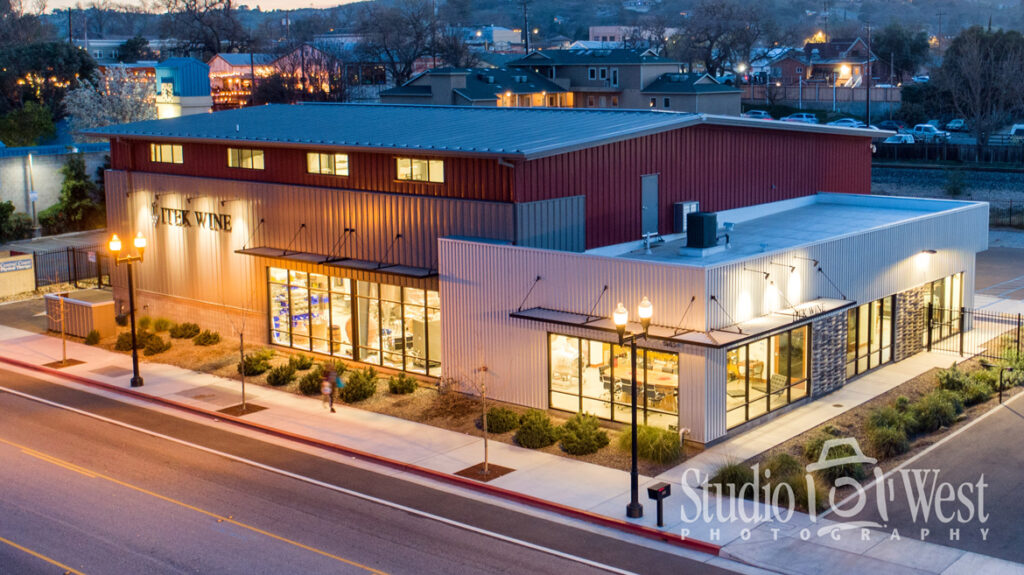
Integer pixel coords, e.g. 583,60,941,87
827,118,867,128
1010,124,1024,143
911,124,951,143
780,113,819,124
742,110,772,120
945,118,967,131
875,83,897,89
876,120,906,131
883,134,916,144
912,75,930,83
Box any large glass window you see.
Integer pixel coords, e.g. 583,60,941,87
267,267,440,376
227,147,264,170
726,325,811,429
396,157,444,183
150,143,183,164
307,152,349,176
847,295,896,378
926,273,964,344
547,334,678,430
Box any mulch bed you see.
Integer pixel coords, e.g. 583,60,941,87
454,462,516,482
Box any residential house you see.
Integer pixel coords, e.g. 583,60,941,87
507,48,738,114
769,38,889,87
380,67,571,107
74,36,175,64
640,73,740,115
208,53,276,109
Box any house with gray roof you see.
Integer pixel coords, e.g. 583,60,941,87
641,73,740,115
380,67,571,107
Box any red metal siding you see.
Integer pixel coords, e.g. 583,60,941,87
111,140,515,202
514,124,872,249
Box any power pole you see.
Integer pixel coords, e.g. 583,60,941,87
522,1,530,53
937,11,946,48
865,23,872,126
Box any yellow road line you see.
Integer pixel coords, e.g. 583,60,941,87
0,436,387,575
0,534,87,575
21,449,98,478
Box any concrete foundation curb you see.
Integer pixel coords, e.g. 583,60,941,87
0,354,722,557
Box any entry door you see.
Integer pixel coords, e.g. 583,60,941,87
641,174,659,236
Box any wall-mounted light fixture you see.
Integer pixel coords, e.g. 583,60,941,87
770,261,796,273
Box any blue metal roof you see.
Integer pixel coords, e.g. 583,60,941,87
82,103,881,159
213,53,276,67
155,57,211,97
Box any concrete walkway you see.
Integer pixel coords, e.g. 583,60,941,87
0,322,1022,575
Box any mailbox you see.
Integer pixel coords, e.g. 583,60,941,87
647,482,671,527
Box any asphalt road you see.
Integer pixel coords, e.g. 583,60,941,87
0,369,733,575
841,394,1024,563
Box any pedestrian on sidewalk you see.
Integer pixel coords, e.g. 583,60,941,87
322,365,337,413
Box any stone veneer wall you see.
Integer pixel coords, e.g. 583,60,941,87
810,309,848,397
894,285,929,362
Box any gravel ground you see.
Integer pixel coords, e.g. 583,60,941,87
872,166,1024,204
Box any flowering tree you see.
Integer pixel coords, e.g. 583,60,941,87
63,66,156,140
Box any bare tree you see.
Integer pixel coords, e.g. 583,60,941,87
668,0,773,78
0,0,49,47
938,26,1024,147
356,0,435,84
272,42,352,103
160,0,246,60
435,28,478,68
622,16,671,53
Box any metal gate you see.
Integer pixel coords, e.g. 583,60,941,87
927,304,1022,361
32,245,111,289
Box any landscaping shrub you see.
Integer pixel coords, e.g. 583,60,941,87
764,453,803,479
708,461,755,499
299,365,325,396
252,348,275,361
288,353,314,371
866,424,910,458
266,364,296,387
961,381,993,406
138,316,152,330
969,368,997,388
515,409,560,449
387,372,418,395
153,318,174,332
115,313,128,327
115,330,154,351
84,329,100,345
485,406,520,433
339,367,378,403
237,352,271,376
894,395,911,412
169,322,201,339
192,330,221,346
618,425,682,464
866,406,917,435
937,363,970,393
911,389,963,433
804,434,866,483
559,413,609,456
784,472,826,512
142,334,171,356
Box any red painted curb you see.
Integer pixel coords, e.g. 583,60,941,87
0,355,721,556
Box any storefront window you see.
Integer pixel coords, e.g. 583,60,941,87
267,267,440,376
847,296,896,378
548,334,678,430
926,273,964,344
726,324,811,429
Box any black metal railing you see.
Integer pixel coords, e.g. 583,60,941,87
926,304,1022,361
31,245,111,289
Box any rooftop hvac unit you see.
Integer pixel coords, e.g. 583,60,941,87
686,212,718,249
672,201,699,234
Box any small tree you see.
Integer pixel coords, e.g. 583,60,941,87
0,101,55,146
117,35,156,63
64,66,156,140
39,154,104,234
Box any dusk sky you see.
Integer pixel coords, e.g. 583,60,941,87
46,0,356,12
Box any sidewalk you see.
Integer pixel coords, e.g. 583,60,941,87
1,323,1022,575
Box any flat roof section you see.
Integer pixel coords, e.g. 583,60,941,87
83,103,884,160
612,194,985,268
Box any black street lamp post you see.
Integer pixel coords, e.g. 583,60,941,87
109,233,147,388
613,297,653,519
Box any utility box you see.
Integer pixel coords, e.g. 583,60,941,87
672,201,699,234
686,212,718,249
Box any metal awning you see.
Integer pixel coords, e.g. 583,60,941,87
509,298,855,349
235,247,436,278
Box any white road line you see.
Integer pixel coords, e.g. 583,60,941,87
0,384,643,575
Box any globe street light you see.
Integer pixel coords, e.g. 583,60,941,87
613,296,653,519
110,232,147,388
